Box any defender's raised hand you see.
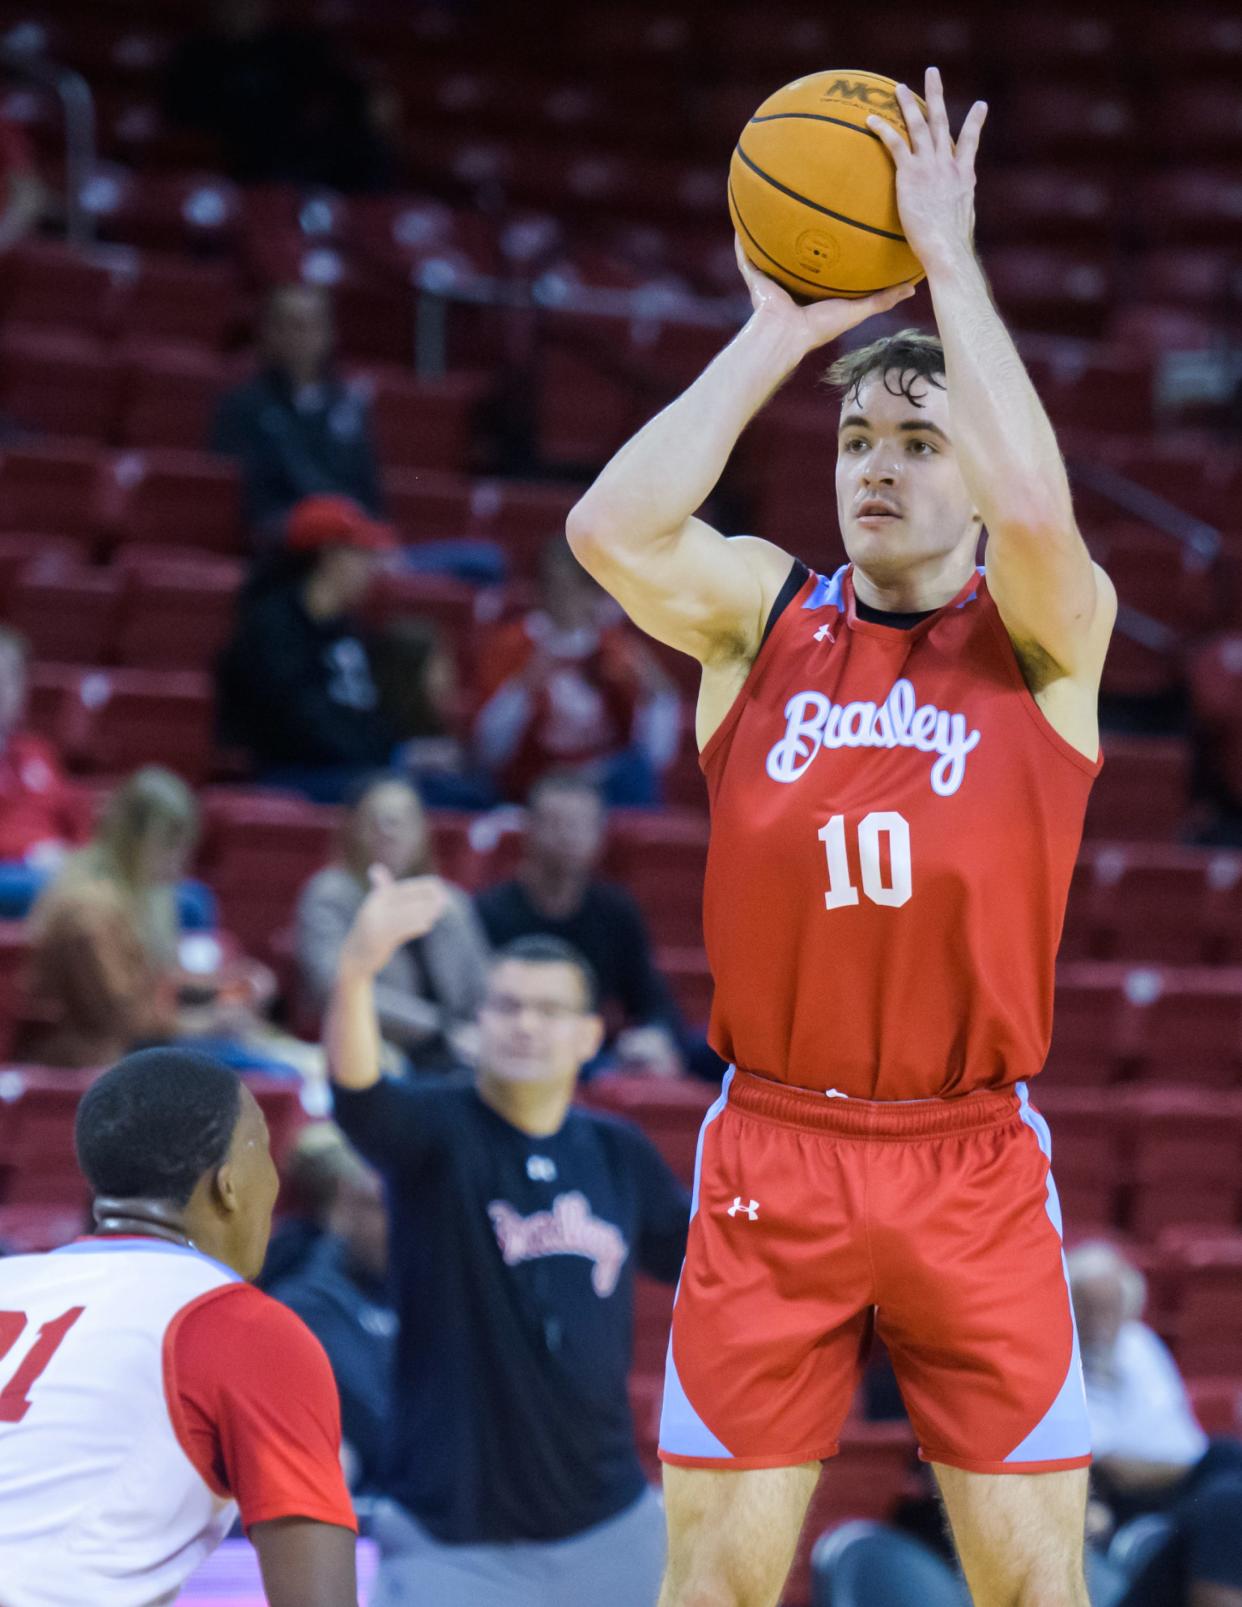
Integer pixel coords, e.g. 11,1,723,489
866,66,988,272
734,236,915,355
338,865,450,981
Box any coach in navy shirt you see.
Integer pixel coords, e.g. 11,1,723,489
327,867,690,1607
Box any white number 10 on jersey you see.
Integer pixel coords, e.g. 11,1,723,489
818,812,913,909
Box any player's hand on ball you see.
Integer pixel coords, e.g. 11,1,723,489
866,66,987,272
734,236,915,354
339,865,451,979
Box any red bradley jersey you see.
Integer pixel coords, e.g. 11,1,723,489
701,563,1100,1099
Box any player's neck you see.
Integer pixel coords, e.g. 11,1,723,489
851,552,977,615
475,1071,575,1137
92,1196,197,1251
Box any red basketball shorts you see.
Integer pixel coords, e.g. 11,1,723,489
659,1068,1091,1475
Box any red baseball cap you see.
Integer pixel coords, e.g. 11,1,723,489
286,494,398,554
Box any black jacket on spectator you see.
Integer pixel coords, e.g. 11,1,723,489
269,1233,397,1493
216,580,394,768
212,369,383,533
474,878,682,1037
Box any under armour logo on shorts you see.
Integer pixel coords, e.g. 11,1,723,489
727,1197,760,1220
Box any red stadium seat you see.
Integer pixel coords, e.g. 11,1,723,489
1044,964,1133,1087
0,1202,88,1253
984,248,1115,338
119,343,232,451
1134,247,1242,309
1160,1234,1242,1377
1187,1376,1242,1436
113,253,244,350
9,560,123,666
1086,845,1215,966
1083,737,1190,841
114,553,241,670
88,170,243,256
0,534,87,612
1121,1088,1242,1238
363,571,477,663
979,167,1119,245
0,240,126,335
0,1073,93,1207
0,327,123,442
607,811,709,949
1125,967,1242,1089
1001,84,1139,162
1032,1087,1121,1235
0,443,106,539
356,366,491,475
72,668,217,785
201,793,342,958
108,449,244,555
385,472,579,577
1138,170,1242,246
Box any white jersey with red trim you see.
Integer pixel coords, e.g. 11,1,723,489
0,1238,239,1607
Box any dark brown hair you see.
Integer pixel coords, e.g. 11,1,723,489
822,327,946,408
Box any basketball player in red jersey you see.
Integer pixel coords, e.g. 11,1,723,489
567,68,1115,1607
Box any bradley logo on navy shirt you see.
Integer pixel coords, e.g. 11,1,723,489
487,1191,629,1297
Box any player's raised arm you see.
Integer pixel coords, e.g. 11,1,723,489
325,868,451,1091
868,67,1115,679
566,261,915,667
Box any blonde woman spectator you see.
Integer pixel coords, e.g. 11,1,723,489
21,767,297,1077
296,776,489,1071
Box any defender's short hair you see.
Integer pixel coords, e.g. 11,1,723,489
822,327,946,408
75,1048,243,1208
490,934,601,1012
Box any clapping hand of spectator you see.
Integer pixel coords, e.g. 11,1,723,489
338,865,451,981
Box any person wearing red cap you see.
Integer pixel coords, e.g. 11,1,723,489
216,494,400,801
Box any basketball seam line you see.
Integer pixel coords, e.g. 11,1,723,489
733,145,908,243
750,112,884,144
729,178,884,296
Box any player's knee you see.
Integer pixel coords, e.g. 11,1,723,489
970,1555,1088,1607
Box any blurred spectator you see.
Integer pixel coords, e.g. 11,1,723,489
473,540,681,806
215,495,398,801
0,112,44,253
1070,1241,1242,1606
327,876,689,1607
474,774,686,1077
372,618,499,810
212,285,383,536
258,1119,359,1291
164,0,398,193
21,766,309,1080
270,1141,396,1494
296,776,489,1070
0,628,86,912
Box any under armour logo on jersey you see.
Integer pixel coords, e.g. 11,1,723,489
526,1155,557,1182
765,677,981,796
727,1197,760,1220
813,623,835,643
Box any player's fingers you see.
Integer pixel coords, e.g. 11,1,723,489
895,82,931,151
923,66,953,148
865,113,904,162
954,100,988,173
733,235,763,305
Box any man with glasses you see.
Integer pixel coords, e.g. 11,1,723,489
327,868,690,1607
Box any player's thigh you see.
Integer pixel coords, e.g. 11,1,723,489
933,1463,1089,1607
659,1462,820,1607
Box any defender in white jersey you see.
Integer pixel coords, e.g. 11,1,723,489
0,1048,358,1607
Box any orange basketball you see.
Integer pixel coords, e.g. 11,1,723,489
728,69,926,300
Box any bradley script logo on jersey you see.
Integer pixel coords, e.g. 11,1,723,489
487,1190,629,1297
766,676,981,797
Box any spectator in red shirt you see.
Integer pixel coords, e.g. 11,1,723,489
0,628,85,891
472,540,681,805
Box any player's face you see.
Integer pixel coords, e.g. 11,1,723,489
477,959,604,1086
835,372,981,580
226,1087,281,1281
